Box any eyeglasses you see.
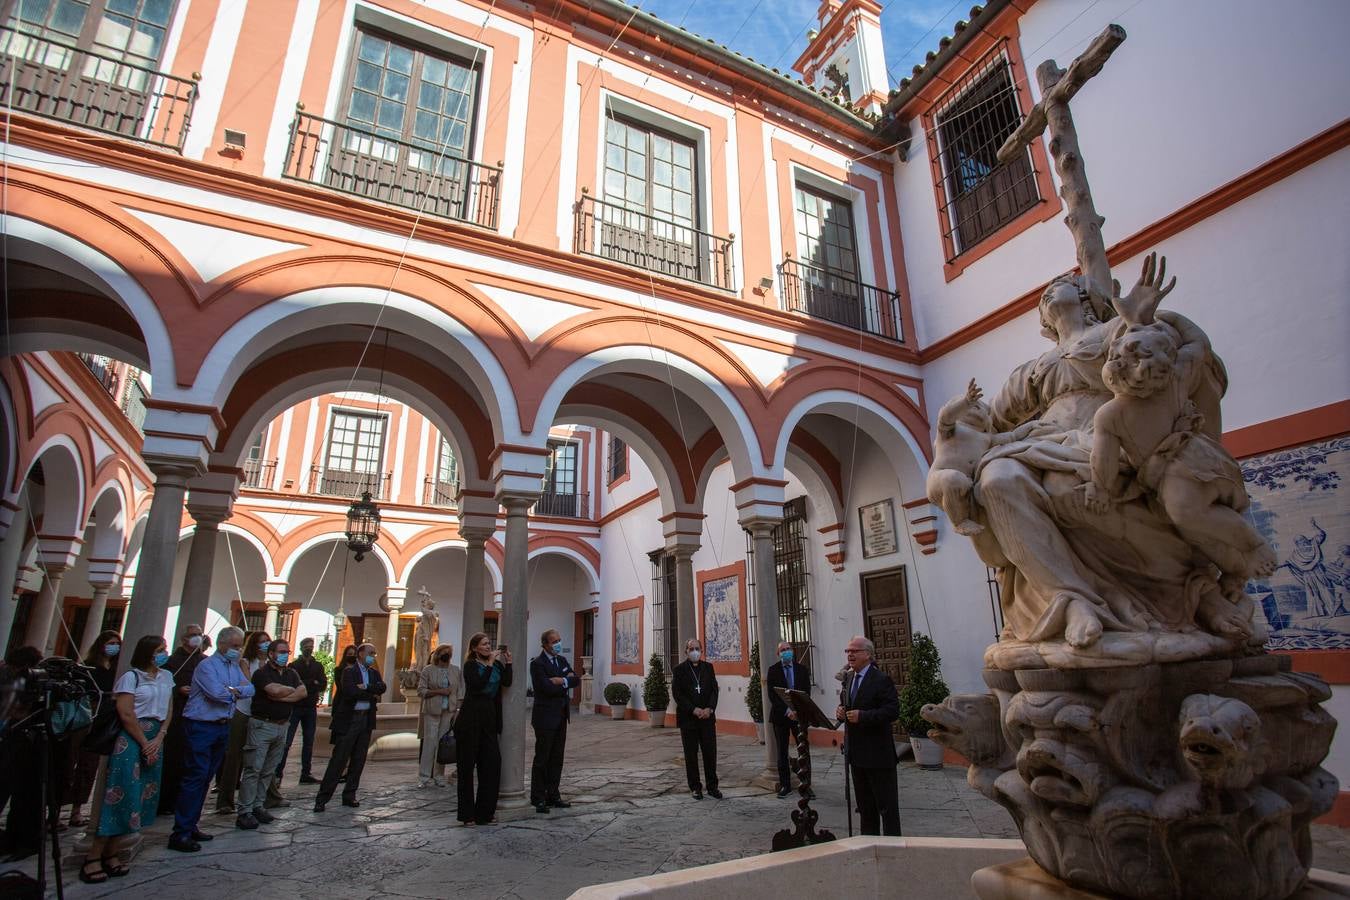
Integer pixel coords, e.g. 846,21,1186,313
844,648,867,654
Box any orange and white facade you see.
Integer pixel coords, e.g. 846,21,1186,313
0,0,1346,808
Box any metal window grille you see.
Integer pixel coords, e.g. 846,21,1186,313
929,42,1040,260
607,435,627,484
773,496,814,682
648,550,680,675
120,375,147,432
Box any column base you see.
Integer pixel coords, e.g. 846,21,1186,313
498,790,529,810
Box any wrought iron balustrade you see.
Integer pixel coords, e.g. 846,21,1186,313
778,257,904,342
76,353,117,395
309,466,391,501
533,490,588,519
284,111,502,229
0,26,197,151
422,477,459,507
242,458,277,490
573,193,734,290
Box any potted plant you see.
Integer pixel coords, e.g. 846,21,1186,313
898,633,949,770
747,641,765,744
603,682,631,720
642,653,670,727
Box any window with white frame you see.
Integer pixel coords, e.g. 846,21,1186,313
320,410,387,498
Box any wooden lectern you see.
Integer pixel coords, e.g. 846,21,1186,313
770,687,840,851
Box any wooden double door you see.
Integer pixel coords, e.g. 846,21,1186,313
859,566,913,735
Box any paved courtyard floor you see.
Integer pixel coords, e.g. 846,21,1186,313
27,715,1350,898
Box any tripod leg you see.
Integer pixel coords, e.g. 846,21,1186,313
843,748,853,838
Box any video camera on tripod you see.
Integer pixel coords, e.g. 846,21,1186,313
0,656,100,729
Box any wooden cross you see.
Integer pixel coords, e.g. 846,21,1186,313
997,24,1127,320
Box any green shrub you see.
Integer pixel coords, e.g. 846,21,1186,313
642,653,670,712
603,681,631,706
746,641,763,723
898,633,949,736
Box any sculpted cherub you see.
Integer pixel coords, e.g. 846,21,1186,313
927,379,1046,536
1087,254,1277,594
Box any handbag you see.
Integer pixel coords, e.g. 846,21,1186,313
50,696,93,736
436,727,458,765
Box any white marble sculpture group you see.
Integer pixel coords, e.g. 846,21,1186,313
920,24,1337,900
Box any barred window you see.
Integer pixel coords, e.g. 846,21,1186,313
648,549,680,675
773,496,814,680
607,435,628,484
933,48,1039,257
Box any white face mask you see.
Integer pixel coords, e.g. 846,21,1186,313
688,650,701,662
187,635,202,648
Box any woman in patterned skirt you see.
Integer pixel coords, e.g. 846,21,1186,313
80,634,174,884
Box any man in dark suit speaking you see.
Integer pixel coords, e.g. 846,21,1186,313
529,628,581,814
315,642,386,812
766,639,811,798
834,635,901,835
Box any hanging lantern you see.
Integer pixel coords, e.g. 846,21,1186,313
345,491,381,562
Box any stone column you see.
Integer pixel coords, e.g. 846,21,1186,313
497,494,534,808
262,581,287,637
672,546,698,649
747,522,784,774
383,586,407,701
177,509,225,633
0,488,30,648
119,465,197,676
26,562,71,654
79,585,112,656
458,525,495,655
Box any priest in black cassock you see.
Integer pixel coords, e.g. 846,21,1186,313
671,638,721,800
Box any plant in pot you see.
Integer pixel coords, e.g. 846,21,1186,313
642,653,670,727
898,633,949,770
603,681,631,720
747,641,765,744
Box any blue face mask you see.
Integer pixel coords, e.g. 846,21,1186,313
104,643,121,658
258,641,271,653
153,651,170,667
223,648,241,662
780,650,794,664
551,641,563,655
275,653,290,666
363,654,377,667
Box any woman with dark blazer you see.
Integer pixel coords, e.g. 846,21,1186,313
453,632,512,826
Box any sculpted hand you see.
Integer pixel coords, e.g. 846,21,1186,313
965,378,983,406
1112,252,1176,325
1083,481,1111,515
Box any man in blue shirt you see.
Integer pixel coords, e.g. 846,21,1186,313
169,626,255,852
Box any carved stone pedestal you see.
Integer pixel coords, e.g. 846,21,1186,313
926,655,1338,900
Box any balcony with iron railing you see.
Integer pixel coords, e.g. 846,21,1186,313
533,490,589,519
574,191,734,290
76,353,118,396
242,458,277,490
283,110,502,229
422,477,459,507
0,25,197,151
777,257,904,342
308,466,391,501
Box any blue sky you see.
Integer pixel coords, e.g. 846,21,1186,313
630,0,969,86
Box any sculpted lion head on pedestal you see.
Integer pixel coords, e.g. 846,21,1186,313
1178,693,1264,790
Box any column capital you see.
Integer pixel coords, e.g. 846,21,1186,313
263,580,288,606
186,467,241,523
186,506,229,528
384,585,408,611
741,518,781,538
660,510,705,553
459,525,496,546
497,492,539,513
732,475,787,528
86,558,125,590
667,543,699,561
145,461,203,487
38,534,83,572
490,443,548,500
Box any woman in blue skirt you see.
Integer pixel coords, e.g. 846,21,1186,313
80,634,174,884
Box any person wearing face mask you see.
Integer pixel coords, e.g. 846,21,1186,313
236,640,307,829
529,629,580,813
64,630,122,829
215,631,271,814
454,633,513,826
314,642,386,811
158,623,205,815
416,643,462,786
168,626,254,853
79,635,174,883
671,639,721,800
766,640,813,798
275,637,327,787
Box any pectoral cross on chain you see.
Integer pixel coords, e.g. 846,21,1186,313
997,24,1127,321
